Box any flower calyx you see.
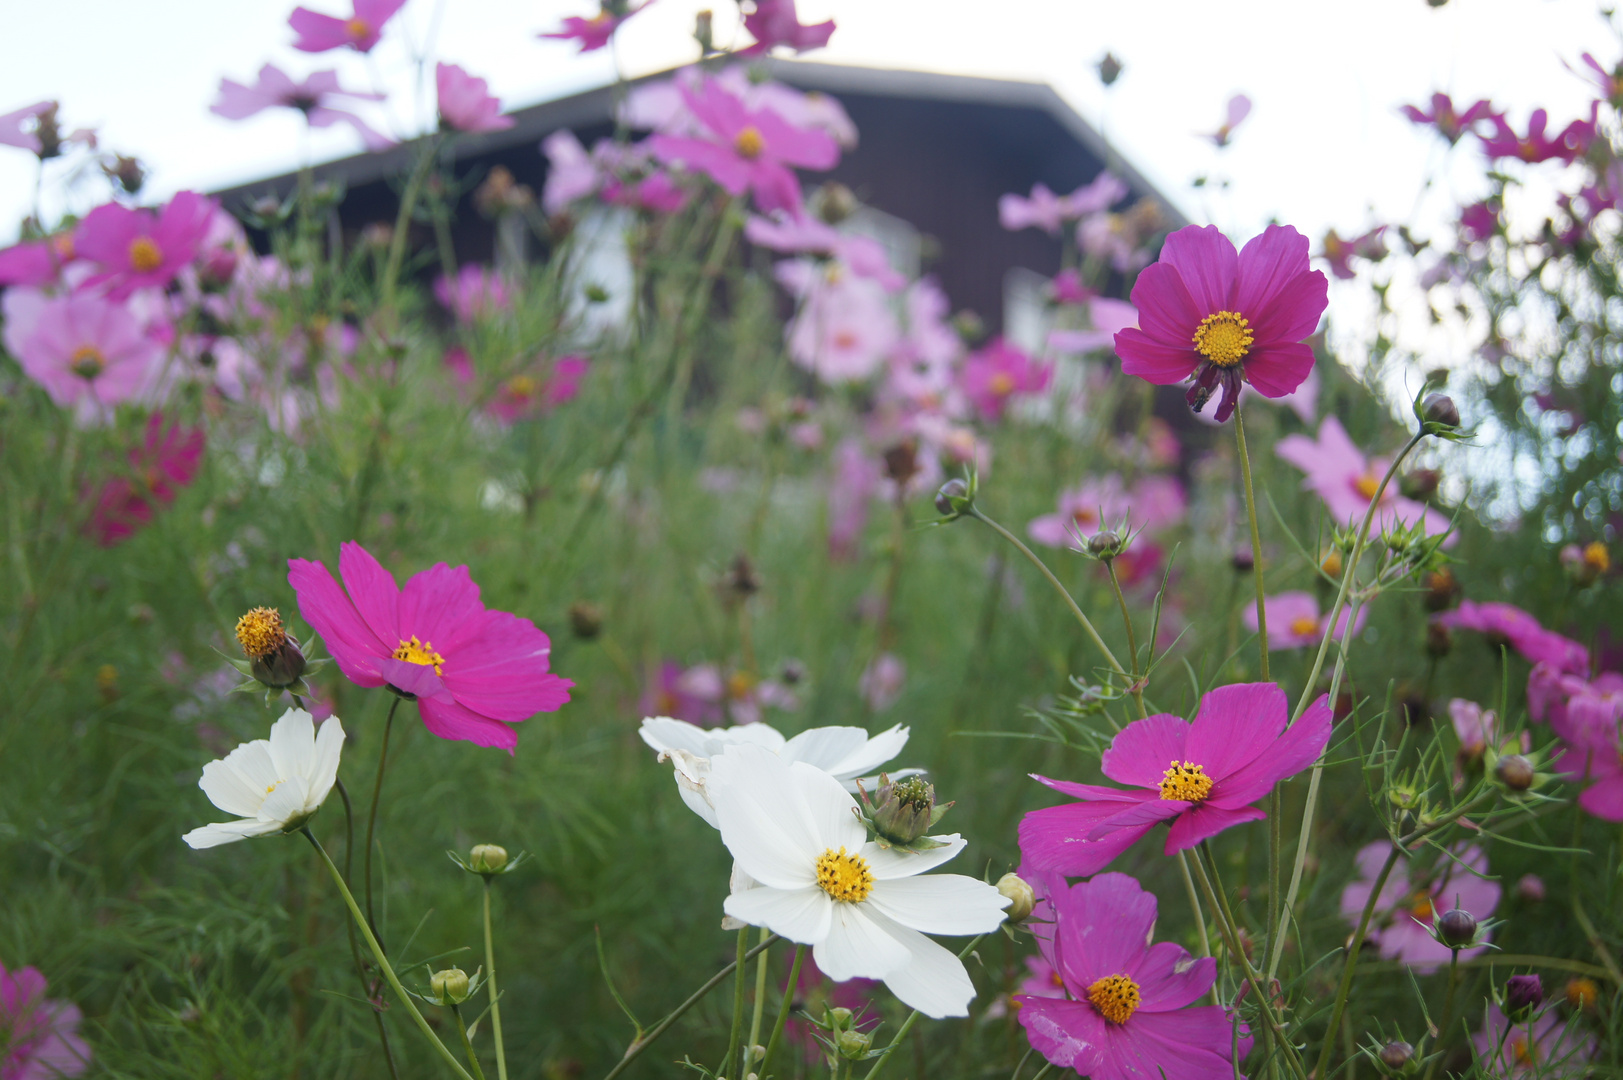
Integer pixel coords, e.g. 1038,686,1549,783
853,773,953,852
448,843,530,879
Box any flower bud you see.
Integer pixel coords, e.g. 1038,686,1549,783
881,440,920,485
104,154,146,195
997,873,1036,924
469,844,509,874
1424,568,1460,612
1495,754,1535,792
1516,874,1545,902
1088,530,1123,559
869,776,939,846
1096,52,1124,86
693,8,714,53
1419,392,1461,433
934,478,970,517
1425,621,1453,659
827,1007,853,1029
1378,1041,1415,1072
1565,977,1599,1011
1231,546,1255,572
431,967,471,1005
569,601,604,640
1399,468,1441,501
1504,974,1543,1021
836,1029,873,1060
1435,908,1477,948
813,182,857,225
584,284,610,304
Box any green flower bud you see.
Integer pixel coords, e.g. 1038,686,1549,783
836,1029,873,1060
431,967,471,1005
870,777,938,846
1088,530,1123,559
827,1007,854,1029
1495,754,1535,792
997,873,1036,924
1378,1041,1415,1072
469,844,509,874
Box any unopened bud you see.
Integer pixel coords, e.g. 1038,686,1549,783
1516,874,1546,902
569,601,604,640
869,776,939,846
836,1029,873,1060
1379,1041,1414,1072
1505,974,1543,1020
1424,567,1460,612
584,284,611,304
881,440,919,485
1088,530,1123,559
1399,468,1440,500
1096,52,1124,86
431,967,471,1005
1231,546,1254,572
814,182,857,225
1435,908,1477,948
1495,754,1535,792
828,1007,853,1029
997,873,1036,924
104,154,145,195
469,844,509,874
934,478,970,517
1420,393,1460,432
693,9,714,53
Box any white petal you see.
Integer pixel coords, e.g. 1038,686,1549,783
198,757,267,818
639,716,710,757
183,818,280,849
827,724,912,781
724,885,834,944
866,875,1011,935
218,739,279,804
783,727,869,771
710,745,822,889
864,835,966,880
266,708,316,781
306,716,345,811
787,762,868,853
259,777,309,826
813,902,911,981
662,749,720,827
710,723,787,754
863,908,978,1018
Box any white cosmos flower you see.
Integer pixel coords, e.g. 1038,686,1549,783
709,743,1009,1018
639,716,918,827
183,708,345,849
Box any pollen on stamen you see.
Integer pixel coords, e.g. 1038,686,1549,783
1289,615,1319,638
1191,310,1253,368
1158,760,1213,802
69,345,106,379
235,607,288,659
393,635,447,676
815,846,874,903
1086,973,1141,1024
734,126,765,160
128,236,163,273
346,17,371,38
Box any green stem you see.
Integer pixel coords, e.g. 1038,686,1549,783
723,927,749,1080
302,830,475,1080
1421,951,1461,1080
1105,561,1147,719
863,936,986,1080
381,136,442,306
746,927,771,1072
453,1006,490,1080
365,697,402,947
1313,844,1403,1080
968,508,1126,683
1176,851,1211,960
336,775,403,1080
1009,1044,1035,1080
760,944,806,1079
1232,403,1269,679
483,881,508,1080
599,934,780,1080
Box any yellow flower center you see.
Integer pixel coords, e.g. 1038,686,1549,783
69,345,106,378
128,236,163,273
815,846,874,903
1321,550,1343,577
726,671,756,700
1191,310,1253,367
393,635,446,676
235,607,288,659
1289,615,1319,638
832,329,858,350
1409,891,1435,921
734,126,765,160
1584,541,1610,573
1567,977,1599,1010
1050,970,1065,987
1511,1036,1534,1066
503,374,538,400
1071,508,1097,527
1353,473,1381,500
265,778,284,796
1158,760,1212,802
346,17,371,38
1086,973,1141,1024
989,372,1016,397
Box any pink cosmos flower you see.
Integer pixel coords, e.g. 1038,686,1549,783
740,0,835,54
287,542,573,752
0,235,75,287
1275,416,1453,539
1548,671,1623,750
649,76,838,214
446,348,588,424
1434,600,1588,675
1203,93,1252,147
212,65,391,151
1479,109,1593,164
0,962,90,1080
1027,475,1185,548
289,0,406,52
827,439,880,561
1000,174,1128,234
436,63,513,133
73,191,216,299
1018,955,1068,1000
0,100,54,153
1051,269,1093,305
859,653,906,712
1399,93,1497,144
640,661,724,726
86,414,206,547
540,2,656,52
1450,698,1518,758
4,289,161,419
1320,226,1386,280
780,261,899,382
1049,297,1139,354
1339,841,1500,973
1564,733,1623,822
1244,591,1367,650
1472,1004,1595,1079
960,338,1051,421
434,265,511,322
1020,683,1332,877
745,212,904,291
1014,873,1247,1080
1114,224,1328,422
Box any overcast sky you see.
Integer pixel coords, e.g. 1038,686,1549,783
0,0,1612,262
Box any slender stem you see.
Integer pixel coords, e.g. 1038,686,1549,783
1314,844,1403,1080
1232,404,1269,678
1176,852,1211,960
381,136,441,306
1027,1065,1054,1080
483,881,508,1080
968,508,1126,682
599,934,780,1080
1421,951,1461,1080
746,927,772,1070
365,697,402,947
1009,1044,1035,1080
453,1006,490,1080
335,774,402,1080
1105,562,1147,719
760,944,806,1079
302,830,475,1080
723,927,750,1080
863,935,987,1080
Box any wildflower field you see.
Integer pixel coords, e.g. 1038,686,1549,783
3,3,1623,1080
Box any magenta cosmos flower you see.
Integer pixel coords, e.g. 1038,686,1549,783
1113,224,1328,422
3,289,160,419
1435,600,1588,675
1339,841,1500,973
1244,590,1366,650
436,63,513,134
0,962,90,1080
289,0,406,52
73,191,215,299
86,413,205,547
1479,109,1593,164
740,0,835,55
539,1,655,52
1399,92,1497,144
1015,873,1247,1080
0,100,54,154
960,338,1051,421
1203,93,1252,148
1027,475,1185,549
1275,416,1453,538
1021,683,1331,876
288,542,572,751
434,264,510,323
650,77,839,214
212,65,391,150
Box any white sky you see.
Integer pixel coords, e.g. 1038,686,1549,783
0,0,1612,262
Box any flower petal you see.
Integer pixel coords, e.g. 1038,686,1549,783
1130,942,1216,1012
1018,805,1155,877
1234,225,1314,325
1164,803,1267,852
865,874,1009,935
813,901,911,982
398,561,484,651
860,907,979,1018
1242,342,1316,398
1121,1006,1249,1080
1115,328,1197,384
338,541,402,648
183,818,281,848
1183,683,1287,782
709,745,831,889
723,885,833,944
287,556,388,687
1016,997,1108,1075
417,695,519,752
199,753,270,818
1101,712,1191,788
1211,693,1332,806
1155,225,1238,314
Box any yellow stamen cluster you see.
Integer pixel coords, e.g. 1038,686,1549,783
1086,973,1141,1024
346,17,371,37
128,236,163,273
1353,473,1381,501
503,374,538,400
235,606,288,659
1409,891,1435,921
69,345,106,379
734,125,765,160
1158,760,1213,802
989,372,1016,397
1191,310,1253,367
1566,977,1599,1011
815,846,874,903
393,635,446,676
1289,615,1319,638
1511,1036,1534,1066
1584,541,1611,573
726,671,756,700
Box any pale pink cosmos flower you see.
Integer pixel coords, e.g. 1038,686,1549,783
1472,1004,1595,1078
960,338,1052,421
859,652,906,712
434,265,511,323
1275,416,1453,539
1434,600,1588,675
541,130,605,213
3,288,161,420
1203,93,1252,147
827,439,880,561
0,234,78,288
623,68,858,150
1048,297,1139,354
740,0,835,55
1244,591,1367,650
745,211,904,291
540,1,657,52
649,76,838,214
779,261,899,383
436,63,513,133
1339,841,1500,972
212,65,391,150
0,962,91,1080
73,191,216,299
1450,698,1516,758
1000,173,1128,234
289,0,406,52
445,348,588,424
1028,475,1185,548
0,100,54,153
